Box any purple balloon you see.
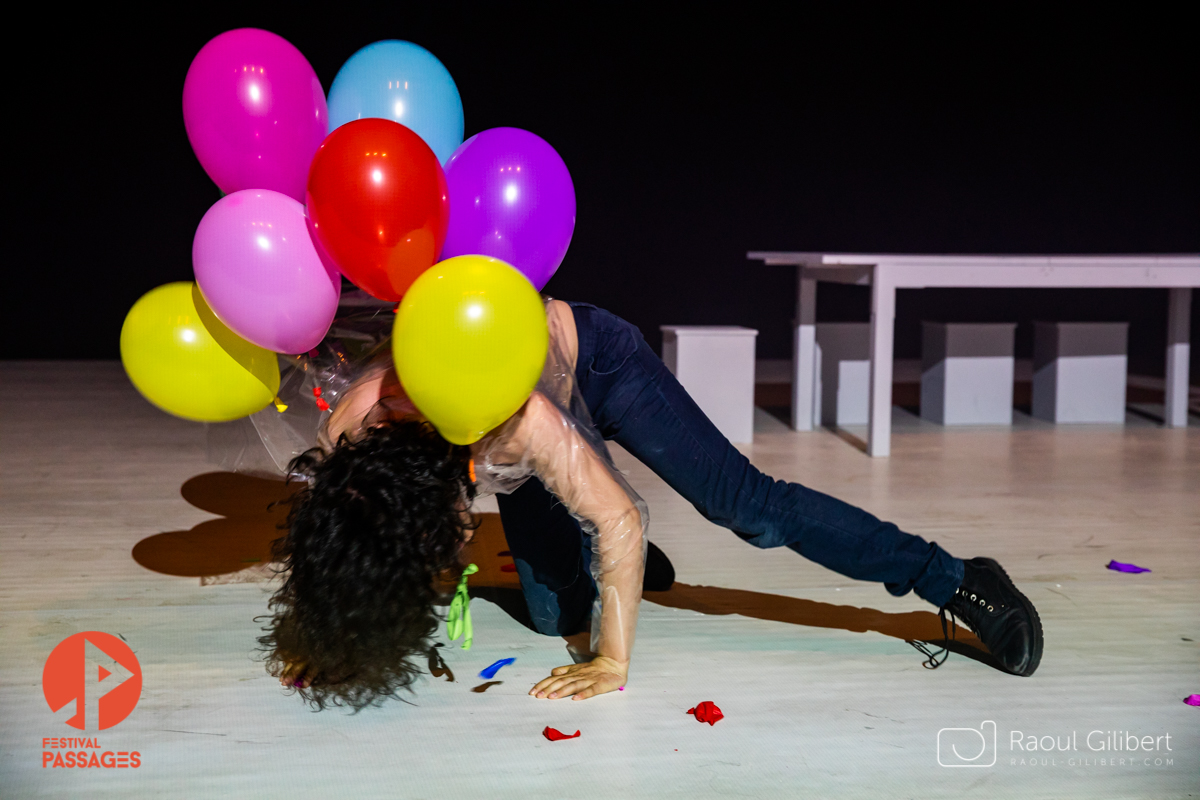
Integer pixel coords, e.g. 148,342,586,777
441,128,576,290
193,190,340,354
183,29,328,202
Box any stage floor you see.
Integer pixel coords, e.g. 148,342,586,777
2,362,1197,799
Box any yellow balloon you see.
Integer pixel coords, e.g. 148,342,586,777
393,256,549,445
120,282,280,422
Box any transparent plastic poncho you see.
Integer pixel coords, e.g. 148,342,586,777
208,295,648,665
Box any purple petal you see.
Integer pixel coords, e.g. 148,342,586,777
1106,560,1151,574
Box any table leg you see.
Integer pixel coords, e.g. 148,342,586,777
867,270,896,457
792,271,817,431
1164,287,1192,428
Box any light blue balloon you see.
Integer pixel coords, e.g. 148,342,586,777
327,41,464,165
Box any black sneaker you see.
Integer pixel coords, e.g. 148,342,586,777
910,557,1044,676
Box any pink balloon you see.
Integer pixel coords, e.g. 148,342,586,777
183,29,328,202
193,190,340,354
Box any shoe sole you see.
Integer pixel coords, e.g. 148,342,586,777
974,557,1044,677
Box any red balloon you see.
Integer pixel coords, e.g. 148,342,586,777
306,119,449,301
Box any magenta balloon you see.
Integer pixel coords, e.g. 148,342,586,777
441,128,576,290
183,29,328,202
193,190,340,354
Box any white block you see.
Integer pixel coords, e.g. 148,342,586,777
661,326,758,443
920,322,1016,425
813,323,870,426
1032,322,1128,423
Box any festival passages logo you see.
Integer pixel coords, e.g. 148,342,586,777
937,720,1175,769
41,631,143,769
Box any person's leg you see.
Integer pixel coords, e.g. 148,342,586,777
495,476,675,636
570,303,963,607
495,478,596,637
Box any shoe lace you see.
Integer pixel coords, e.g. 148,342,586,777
906,607,960,670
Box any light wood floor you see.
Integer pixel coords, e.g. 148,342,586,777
2,362,1197,799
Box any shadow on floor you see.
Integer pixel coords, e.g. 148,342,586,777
132,472,530,593
132,472,298,578
644,583,997,668
132,473,994,667
460,513,535,630
828,427,868,453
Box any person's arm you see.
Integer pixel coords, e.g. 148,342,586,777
505,392,645,700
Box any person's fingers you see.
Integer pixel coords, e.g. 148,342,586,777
580,672,627,700
571,684,599,701
281,662,308,682
536,677,574,698
531,664,587,696
537,665,578,684
287,665,312,689
530,674,562,695
571,673,626,700
546,678,590,699
531,677,566,696
529,660,628,698
538,671,595,698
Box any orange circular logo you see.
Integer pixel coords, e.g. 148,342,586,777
43,632,142,730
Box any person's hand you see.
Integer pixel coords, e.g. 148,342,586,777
529,656,627,701
279,660,311,689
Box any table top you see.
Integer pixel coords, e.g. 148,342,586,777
748,252,1200,267
746,252,1200,288
661,325,758,336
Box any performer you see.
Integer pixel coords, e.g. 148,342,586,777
261,300,1042,709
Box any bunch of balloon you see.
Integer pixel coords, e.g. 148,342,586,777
122,28,337,421
122,28,577,432
182,28,342,356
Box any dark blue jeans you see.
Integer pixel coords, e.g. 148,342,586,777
496,303,964,636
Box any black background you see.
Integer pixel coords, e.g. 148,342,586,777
7,7,1198,378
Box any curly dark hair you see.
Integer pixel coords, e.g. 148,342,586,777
259,418,476,710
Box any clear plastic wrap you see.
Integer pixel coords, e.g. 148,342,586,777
468,304,648,664
207,294,396,475
209,297,649,667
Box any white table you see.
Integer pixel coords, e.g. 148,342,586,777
746,253,1200,456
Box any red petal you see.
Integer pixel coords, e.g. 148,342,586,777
687,701,724,725
500,564,517,572
543,727,581,741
